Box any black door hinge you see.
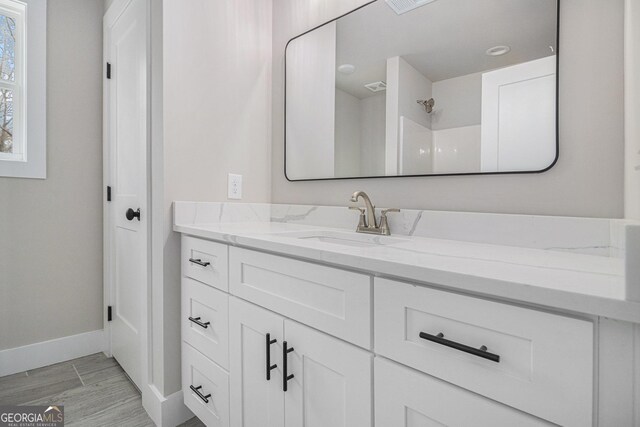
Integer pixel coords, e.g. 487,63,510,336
107,306,112,322
106,62,112,79
107,186,112,202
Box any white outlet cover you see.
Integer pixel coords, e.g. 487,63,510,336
228,173,242,200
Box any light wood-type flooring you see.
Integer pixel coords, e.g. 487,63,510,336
0,353,204,427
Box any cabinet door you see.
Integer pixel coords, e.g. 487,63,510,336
284,319,372,427
375,357,553,427
229,297,285,427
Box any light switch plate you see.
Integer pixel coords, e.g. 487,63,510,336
228,173,242,200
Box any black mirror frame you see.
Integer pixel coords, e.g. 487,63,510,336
284,0,560,182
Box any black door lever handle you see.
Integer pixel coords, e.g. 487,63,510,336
126,208,141,221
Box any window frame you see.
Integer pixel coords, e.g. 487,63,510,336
0,0,26,163
0,0,46,179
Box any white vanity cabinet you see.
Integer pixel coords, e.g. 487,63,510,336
182,278,229,369
182,343,230,427
375,278,594,427
228,296,284,427
229,297,372,427
375,357,554,426
179,233,632,427
181,236,372,427
228,247,372,349
280,316,372,427
181,238,232,427
182,235,229,292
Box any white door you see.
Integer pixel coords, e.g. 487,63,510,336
480,55,557,172
229,297,285,427
105,0,148,390
283,320,372,427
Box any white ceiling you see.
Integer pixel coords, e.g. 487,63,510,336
333,0,557,99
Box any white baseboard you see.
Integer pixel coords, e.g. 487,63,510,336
143,384,194,427
0,330,106,377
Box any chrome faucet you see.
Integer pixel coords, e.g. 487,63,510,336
349,191,400,236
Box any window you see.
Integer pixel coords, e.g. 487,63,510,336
0,0,23,162
0,0,46,179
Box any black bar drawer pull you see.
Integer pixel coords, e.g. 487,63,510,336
419,332,500,363
188,316,210,329
266,333,278,381
282,341,295,392
189,258,211,267
190,385,212,403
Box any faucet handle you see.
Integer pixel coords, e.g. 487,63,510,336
380,208,400,216
379,208,400,236
349,206,368,228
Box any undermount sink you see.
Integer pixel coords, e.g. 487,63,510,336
271,230,408,248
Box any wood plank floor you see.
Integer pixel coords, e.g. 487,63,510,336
0,353,204,427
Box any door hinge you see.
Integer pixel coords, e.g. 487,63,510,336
107,186,112,202
106,62,112,79
107,306,112,322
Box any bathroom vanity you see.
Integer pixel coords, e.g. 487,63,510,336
175,202,640,427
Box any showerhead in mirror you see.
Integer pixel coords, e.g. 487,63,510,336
417,98,435,114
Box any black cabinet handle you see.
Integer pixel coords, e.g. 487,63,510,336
188,316,210,329
126,208,141,221
419,332,500,363
266,333,278,381
282,341,295,392
189,258,211,267
189,385,211,403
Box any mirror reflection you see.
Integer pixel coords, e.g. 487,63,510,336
285,0,558,180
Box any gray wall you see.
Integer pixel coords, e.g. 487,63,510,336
272,0,625,218
431,72,482,131
0,0,104,350
161,0,273,394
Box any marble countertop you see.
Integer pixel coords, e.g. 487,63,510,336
174,220,640,323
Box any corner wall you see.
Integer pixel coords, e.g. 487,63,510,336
161,0,273,394
271,0,625,218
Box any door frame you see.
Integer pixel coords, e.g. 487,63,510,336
625,0,640,220
102,0,151,396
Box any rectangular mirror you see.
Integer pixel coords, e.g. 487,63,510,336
285,0,559,181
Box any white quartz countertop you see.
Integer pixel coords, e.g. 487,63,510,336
174,221,640,323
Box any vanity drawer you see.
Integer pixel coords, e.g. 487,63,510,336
229,247,372,348
182,343,230,427
374,278,593,427
375,357,553,426
182,277,229,369
182,235,229,291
